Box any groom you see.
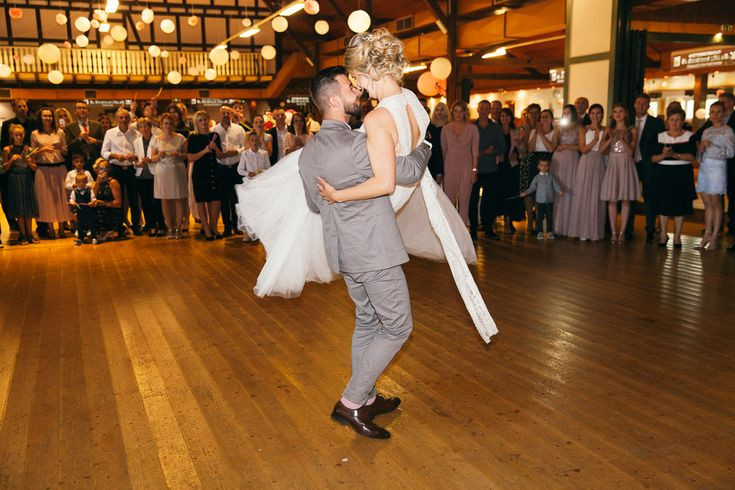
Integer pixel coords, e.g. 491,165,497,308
299,66,431,439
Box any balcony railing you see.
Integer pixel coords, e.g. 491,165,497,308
0,46,273,83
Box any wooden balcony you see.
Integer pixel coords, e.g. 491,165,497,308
0,46,274,86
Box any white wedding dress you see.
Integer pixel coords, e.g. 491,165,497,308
235,88,498,343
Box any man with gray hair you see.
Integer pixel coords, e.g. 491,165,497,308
298,66,431,439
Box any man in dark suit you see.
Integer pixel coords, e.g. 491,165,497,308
65,100,105,173
575,97,591,126
628,93,666,241
267,108,291,166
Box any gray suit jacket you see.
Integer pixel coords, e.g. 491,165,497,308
298,119,431,274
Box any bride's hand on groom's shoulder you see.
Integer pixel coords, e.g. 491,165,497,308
317,177,338,204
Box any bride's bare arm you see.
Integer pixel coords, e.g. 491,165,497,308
318,109,397,203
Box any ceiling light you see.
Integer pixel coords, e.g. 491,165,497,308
240,27,260,38
99,22,111,32
435,20,447,34
403,64,427,74
280,2,305,16
713,32,723,42
105,0,119,14
482,47,506,59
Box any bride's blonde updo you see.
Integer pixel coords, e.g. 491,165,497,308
345,28,407,83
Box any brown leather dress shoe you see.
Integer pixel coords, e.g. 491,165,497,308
366,394,401,416
331,401,390,439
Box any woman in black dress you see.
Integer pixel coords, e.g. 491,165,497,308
90,158,123,242
427,102,448,184
651,109,697,249
498,108,523,232
187,110,224,240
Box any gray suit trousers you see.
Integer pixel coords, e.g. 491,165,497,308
342,266,413,405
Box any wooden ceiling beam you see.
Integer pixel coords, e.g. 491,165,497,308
422,0,448,31
323,0,351,31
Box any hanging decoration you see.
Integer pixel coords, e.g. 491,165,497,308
110,24,128,42
0,64,12,78
417,71,445,96
160,50,170,58
135,21,145,31
91,20,101,29
141,8,155,24
63,41,72,49
76,35,89,47
187,15,200,27
304,0,320,15
38,43,61,64
55,13,68,25
205,68,217,81
21,54,35,64
148,45,161,57
188,66,200,76
314,20,329,35
160,19,176,34
93,9,108,22
261,45,276,60
230,50,241,60
242,18,253,27
167,70,182,84
347,10,371,33
9,8,23,20
102,35,114,46
272,16,288,32
75,16,91,32
48,70,64,84
430,57,452,80
209,47,229,66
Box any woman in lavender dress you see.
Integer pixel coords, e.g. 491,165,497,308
551,104,580,237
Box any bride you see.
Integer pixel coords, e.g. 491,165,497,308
236,28,497,343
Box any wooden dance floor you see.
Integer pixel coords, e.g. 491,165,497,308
1,224,734,488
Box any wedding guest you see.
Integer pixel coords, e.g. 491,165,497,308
651,108,697,249
575,96,591,126
498,108,522,233
98,113,112,133
131,102,162,136
666,101,693,131
213,106,246,237
526,109,555,234
284,112,312,155
695,101,734,250
65,100,104,172
0,99,36,235
250,115,273,157
101,108,141,236
176,101,195,132
521,157,562,239
600,104,640,243
65,153,94,230
31,107,72,239
68,173,97,245
441,100,479,226
267,108,290,165
54,107,73,132
150,113,188,239
305,113,321,133
469,100,506,240
427,102,448,183
631,93,666,241
551,104,580,237
133,117,166,236
490,100,502,124
167,103,190,136
1,124,38,245
238,132,271,178
519,103,541,230
91,159,122,242
569,104,606,241
187,110,224,240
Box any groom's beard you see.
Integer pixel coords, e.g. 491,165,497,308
342,96,361,117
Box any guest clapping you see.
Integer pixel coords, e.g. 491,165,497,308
441,101,479,226
284,112,312,155
150,113,188,239
90,159,122,242
188,110,225,240
1,124,38,245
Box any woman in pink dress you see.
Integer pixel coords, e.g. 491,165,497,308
441,101,479,225
551,104,580,236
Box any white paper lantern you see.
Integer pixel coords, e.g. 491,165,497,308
74,16,91,32
230,50,240,60
21,53,35,64
209,47,229,66
141,8,154,24
135,21,145,31
695,108,707,120
55,13,68,25
205,68,217,81
102,34,114,46
48,70,64,84
75,34,89,47
430,57,452,80
187,15,199,27
272,16,288,33
241,18,252,27
167,70,182,85
304,0,320,15
160,50,169,58
93,9,107,22
347,9,371,33
91,19,100,29
314,20,329,35
0,64,11,78
160,19,175,34
110,24,128,42
37,43,61,64
63,41,72,49
187,65,200,76
261,45,276,60
148,45,161,57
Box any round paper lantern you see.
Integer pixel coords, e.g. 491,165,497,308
110,24,128,42
135,21,145,31
417,71,440,96
141,8,154,24
55,13,68,25
91,20,100,29
304,0,320,15
205,68,217,81
160,50,169,58
63,41,72,49
9,8,23,20
209,47,229,66
347,9,371,33
187,65,200,76
187,15,199,27
75,16,91,32
48,70,64,84
75,35,89,47
314,20,329,35
148,45,161,57
167,70,182,85
695,108,707,120
179,55,187,64
38,43,61,64
21,54,35,64
261,45,276,60
230,50,240,60
272,16,288,33
93,9,107,22
160,19,175,34
430,57,452,80
241,18,252,27
0,64,11,78
102,35,114,46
